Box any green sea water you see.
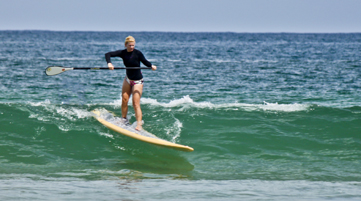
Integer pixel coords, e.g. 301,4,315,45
0,31,360,200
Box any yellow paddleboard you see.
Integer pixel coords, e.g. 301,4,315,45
92,109,194,152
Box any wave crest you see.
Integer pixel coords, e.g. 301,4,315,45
141,95,309,112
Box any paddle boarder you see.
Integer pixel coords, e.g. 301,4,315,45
105,36,157,131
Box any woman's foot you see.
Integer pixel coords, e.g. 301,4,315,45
135,121,143,131
116,117,129,126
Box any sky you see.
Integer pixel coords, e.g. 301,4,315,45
0,0,360,33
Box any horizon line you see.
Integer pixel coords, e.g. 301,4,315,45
1,29,360,34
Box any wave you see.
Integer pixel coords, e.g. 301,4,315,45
1,97,360,182
141,95,310,112
23,95,310,113
27,100,92,122
9,100,184,143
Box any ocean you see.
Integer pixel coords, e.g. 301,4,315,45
0,31,360,200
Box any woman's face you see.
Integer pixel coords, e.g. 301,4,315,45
126,42,135,52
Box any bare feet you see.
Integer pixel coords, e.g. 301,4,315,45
135,125,142,131
135,121,143,131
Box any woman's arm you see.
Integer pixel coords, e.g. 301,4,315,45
105,50,122,70
138,50,157,70
138,51,152,67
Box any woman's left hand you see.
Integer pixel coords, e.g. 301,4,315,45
151,65,157,71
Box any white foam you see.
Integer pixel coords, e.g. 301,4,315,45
141,95,212,108
58,125,71,132
167,59,182,62
28,99,51,107
55,107,91,120
261,101,309,112
26,100,94,130
98,132,114,139
141,95,309,112
164,118,183,143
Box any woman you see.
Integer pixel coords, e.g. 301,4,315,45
105,36,157,131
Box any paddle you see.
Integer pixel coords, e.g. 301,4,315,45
45,66,152,76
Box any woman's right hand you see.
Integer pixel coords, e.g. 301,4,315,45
108,63,114,70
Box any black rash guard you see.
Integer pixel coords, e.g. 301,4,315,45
105,49,152,80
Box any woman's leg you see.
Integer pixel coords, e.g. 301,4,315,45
132,84,143,131
121,78,132,119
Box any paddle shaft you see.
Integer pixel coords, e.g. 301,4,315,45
73,67,151,70
45,66,152,76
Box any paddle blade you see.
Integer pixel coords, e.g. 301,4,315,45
45,66,73,76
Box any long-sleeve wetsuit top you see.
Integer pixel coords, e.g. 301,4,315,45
105,49,152,80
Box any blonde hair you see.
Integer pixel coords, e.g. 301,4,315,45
125,36,136,46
